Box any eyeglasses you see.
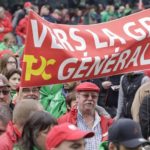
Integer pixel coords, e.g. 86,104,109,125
79,93,98,99
0,90,10,95
22,87,39,93
7,61,16,64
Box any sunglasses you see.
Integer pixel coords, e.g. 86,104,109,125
0,90,10,95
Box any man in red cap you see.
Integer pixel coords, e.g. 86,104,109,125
58,82,113,150
46,123,94,150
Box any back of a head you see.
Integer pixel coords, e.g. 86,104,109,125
13,99,43,127
19,111,58,150
108,118,148,148
23,110,57,132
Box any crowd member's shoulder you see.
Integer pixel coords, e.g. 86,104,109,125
0,132,10,150
95,105,111,118
101,114,113,126
58,106,77,124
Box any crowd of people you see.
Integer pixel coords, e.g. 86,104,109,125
0,0,150,150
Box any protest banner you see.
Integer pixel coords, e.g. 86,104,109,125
21,9,150,87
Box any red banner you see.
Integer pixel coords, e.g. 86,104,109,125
21,9,150,87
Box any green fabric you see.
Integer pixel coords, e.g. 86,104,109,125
33,147,39,150
99,141,109,150
13,145,21,150
13,145,39,150
0,42,19,53
124,8,132,16
83,13,90,25
10,90,16,101
18,45,24,56
40,84,67,118
101,11,117,22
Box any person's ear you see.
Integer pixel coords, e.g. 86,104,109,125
108,142,117,150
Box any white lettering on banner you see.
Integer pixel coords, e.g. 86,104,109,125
31,20,64,49
31,17,150,51
58,58,78,80
70,28,86,51
58,43,150,81
47,28,64,49
31,20,47,47
125,46,141,68
22,10,150,87
85,55,108,77
73,57,92,78
102,28,126,46
140,43,150,65
86,29,108,49
102,53,120,73
139,17,150,36
53,29,75,51
113,49,130,71
123,22,146,41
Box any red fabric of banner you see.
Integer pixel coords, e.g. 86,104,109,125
21,9,150,87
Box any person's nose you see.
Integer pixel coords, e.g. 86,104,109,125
29,90,34,94
88,94,93,100
15,80,20,85
11,63,16,66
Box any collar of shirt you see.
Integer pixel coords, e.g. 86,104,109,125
77,109,100,129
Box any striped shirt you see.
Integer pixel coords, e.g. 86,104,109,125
77,110,102,150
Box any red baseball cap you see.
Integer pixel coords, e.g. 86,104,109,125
76,82,100,93
46,123,94,149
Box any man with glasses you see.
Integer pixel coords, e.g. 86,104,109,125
0,74,10,104
17,86,40,101
58,82,113,150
